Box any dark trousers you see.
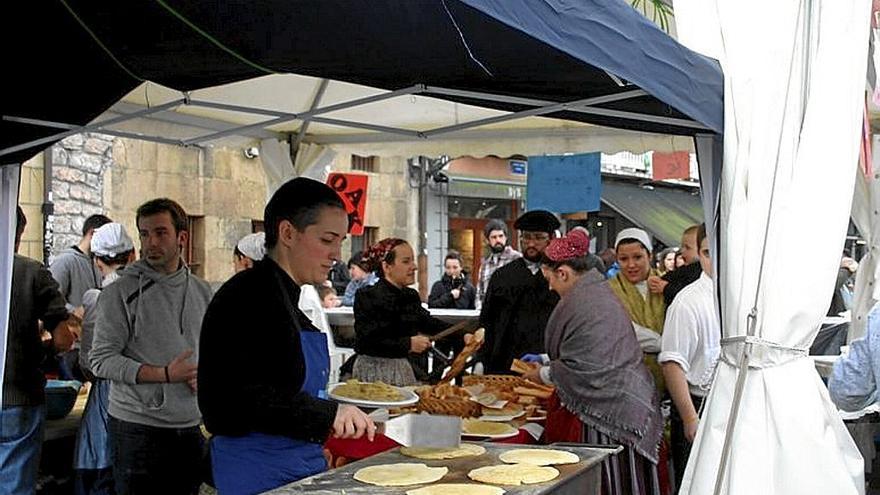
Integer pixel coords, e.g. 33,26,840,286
108,416,204,495
670,394,704,493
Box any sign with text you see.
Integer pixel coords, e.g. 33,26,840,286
526,153,601,213
652,151,691,181
326,172,369,235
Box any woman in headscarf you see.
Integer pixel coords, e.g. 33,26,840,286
75,223,136,495
608,227,667,393
522,227,663,495
353,238,448,386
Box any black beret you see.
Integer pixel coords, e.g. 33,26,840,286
514,210,560,233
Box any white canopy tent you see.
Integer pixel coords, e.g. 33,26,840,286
675,0,870,494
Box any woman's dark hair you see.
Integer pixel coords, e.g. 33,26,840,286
348,250,369,271
95,250,134,267
444,250,462,264
136,198,187,234
540,252,605,274
233,245,245,260
363,238,408,277
264,178,346,250
15,206,26,243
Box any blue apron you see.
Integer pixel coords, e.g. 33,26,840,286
73,378,112,470
211,326,331,495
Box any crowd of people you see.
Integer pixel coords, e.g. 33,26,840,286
0,174,772,495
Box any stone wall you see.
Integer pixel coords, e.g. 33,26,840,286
103,140,266,287
49,133,114,255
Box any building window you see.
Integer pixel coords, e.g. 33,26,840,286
184,215,205,277
351,154,377,172
350,226,379,257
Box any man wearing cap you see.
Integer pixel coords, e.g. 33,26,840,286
90,198,213,495
609,227,668,392
76,222,136,493
476,219,521,310
1,207,73,495
479,210,560,374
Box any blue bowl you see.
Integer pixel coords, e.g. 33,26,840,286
45,379,82,420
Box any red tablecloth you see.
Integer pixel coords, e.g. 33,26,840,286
324,428,538,467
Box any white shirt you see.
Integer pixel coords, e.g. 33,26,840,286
659,272,721,397
298,284,337,354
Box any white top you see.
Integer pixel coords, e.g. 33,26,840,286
659,272,721,397
298,284,337,354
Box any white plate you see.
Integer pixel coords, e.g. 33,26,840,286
327,383,420,408
461,428,520,440
478,410,526,422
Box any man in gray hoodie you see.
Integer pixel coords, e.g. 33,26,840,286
90,198,212,495
49,213,111,309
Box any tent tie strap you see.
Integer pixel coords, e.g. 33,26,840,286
720,335,809,369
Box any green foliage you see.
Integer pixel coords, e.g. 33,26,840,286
630,0,674,33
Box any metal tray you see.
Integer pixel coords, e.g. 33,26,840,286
266,442,621,495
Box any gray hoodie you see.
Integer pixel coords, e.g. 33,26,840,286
90,259,212,428
49,246,102,308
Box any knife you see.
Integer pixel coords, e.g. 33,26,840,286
368,411,462,448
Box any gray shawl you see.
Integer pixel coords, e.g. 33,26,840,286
546,269,663,462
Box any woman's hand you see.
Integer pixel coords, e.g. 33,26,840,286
410,335,432,354
333,404,376,441
647,275,668,294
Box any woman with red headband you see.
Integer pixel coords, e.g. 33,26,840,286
522,227,663,495
352,238,448,386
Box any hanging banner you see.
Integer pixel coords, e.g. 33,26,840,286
326,172,369,235
526,153,601,213
651,151,691,181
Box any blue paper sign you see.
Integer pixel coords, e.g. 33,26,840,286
509,160,527,175
526,153,602,213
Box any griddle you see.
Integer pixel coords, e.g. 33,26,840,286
265,442,621,495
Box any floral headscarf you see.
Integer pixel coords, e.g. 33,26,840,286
363,238,407,274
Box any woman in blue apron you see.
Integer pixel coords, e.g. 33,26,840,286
74,223,136,495
210,318,330,494
198,177,376,495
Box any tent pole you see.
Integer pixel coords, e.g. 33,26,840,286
0,99,184,158
3,116,189,148
291,79,330,164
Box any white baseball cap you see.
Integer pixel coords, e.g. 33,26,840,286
91,223,134,257
236,232,266,261
614,227,653,253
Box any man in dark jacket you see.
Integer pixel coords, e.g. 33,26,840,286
479,210,561,374
649,225,703,306
1,207,72,495
428,250,476,310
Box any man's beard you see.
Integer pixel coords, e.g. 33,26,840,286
522,249,542,263
490,243,505,254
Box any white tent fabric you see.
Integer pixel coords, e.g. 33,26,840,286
675,1,870,494
259,138,296,199
293,143,335,183
0,165,21,407
259,139,336,199
851,141,880,342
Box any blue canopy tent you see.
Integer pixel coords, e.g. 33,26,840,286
0,0,723,427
